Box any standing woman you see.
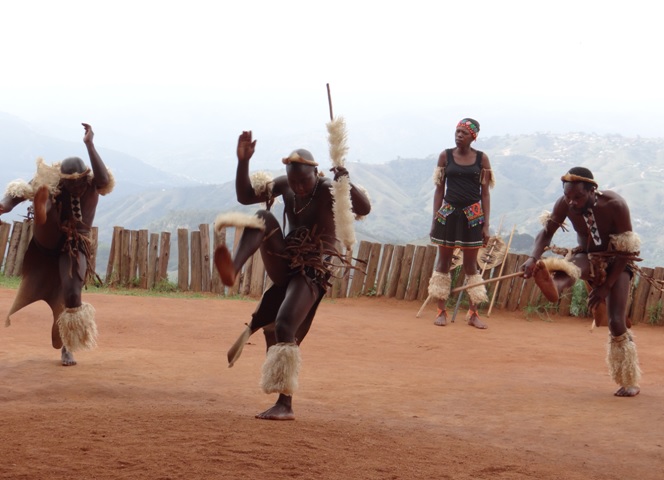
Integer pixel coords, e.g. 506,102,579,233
428,118,494,328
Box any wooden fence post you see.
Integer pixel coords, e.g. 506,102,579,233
147,232,159,289
177,229,189,291
120,229,131,285
137,229,149,289
376,244,394,297
417,245,437,301
405,245,427,301
12,221,33,276
348,241,372,297
362,242,382,296
386,245,405,298
395,244,416,300
0,222,12,271
211,226,226,294
190,230,202,292
158,232,171,283
3,221,23,276
199,224,211,292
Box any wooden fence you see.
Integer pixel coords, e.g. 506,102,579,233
1,220,663,324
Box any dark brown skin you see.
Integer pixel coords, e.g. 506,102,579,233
431,126,492,328
224,130,371,419
0,123,111,366
521,181,638,397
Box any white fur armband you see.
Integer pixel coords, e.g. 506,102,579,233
250,171,274,198
609,231,641,254
539,210,569,231
4,179,34,200
433,166,444,186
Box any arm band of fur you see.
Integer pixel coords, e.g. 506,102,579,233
432,166,444,186
250,171,274,198
609,231,641,254
96,170,115,196
480,168,495,189
4,179,34,200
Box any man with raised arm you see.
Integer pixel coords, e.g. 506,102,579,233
214,130,371,420
1,123,114,366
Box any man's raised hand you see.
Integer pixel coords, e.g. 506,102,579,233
82,123,94,145
237,131,257,162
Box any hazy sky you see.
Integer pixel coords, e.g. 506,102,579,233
2,0,663,160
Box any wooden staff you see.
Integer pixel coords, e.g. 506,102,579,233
327,83,334,121
487,224,517,317
450,270,524,294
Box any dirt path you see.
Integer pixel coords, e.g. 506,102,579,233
1,288,663,479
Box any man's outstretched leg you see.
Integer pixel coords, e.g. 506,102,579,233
533,258,581,303
213,212,268,286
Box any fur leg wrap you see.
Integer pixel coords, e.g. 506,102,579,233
260,343,301,395
607,332,641,388
427,272,451,301
466,274,488,305
57,303,98,352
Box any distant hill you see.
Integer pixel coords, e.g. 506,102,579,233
2,112,663,269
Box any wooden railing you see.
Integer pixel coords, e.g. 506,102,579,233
1,220,662,324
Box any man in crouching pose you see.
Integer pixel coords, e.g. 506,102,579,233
522,167,642,397
0,123,113,366
214,130,371,420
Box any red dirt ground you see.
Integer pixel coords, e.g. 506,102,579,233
1,287,663,480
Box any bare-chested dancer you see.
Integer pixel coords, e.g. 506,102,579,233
1,123,113,366
522,166,641,397
214,130,371,420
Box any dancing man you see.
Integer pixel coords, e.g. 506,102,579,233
214,130,371,420
522,167,642,397
1,123,113,366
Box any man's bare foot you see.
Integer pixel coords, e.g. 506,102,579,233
615,386,640,397
61,346,77,366
434,309,447,326
213,245,236,286
533,260,559,303
255,403,295,421
33,185,49,225
467,312,488,329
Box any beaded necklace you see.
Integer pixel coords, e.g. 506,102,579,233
293,177,319,215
